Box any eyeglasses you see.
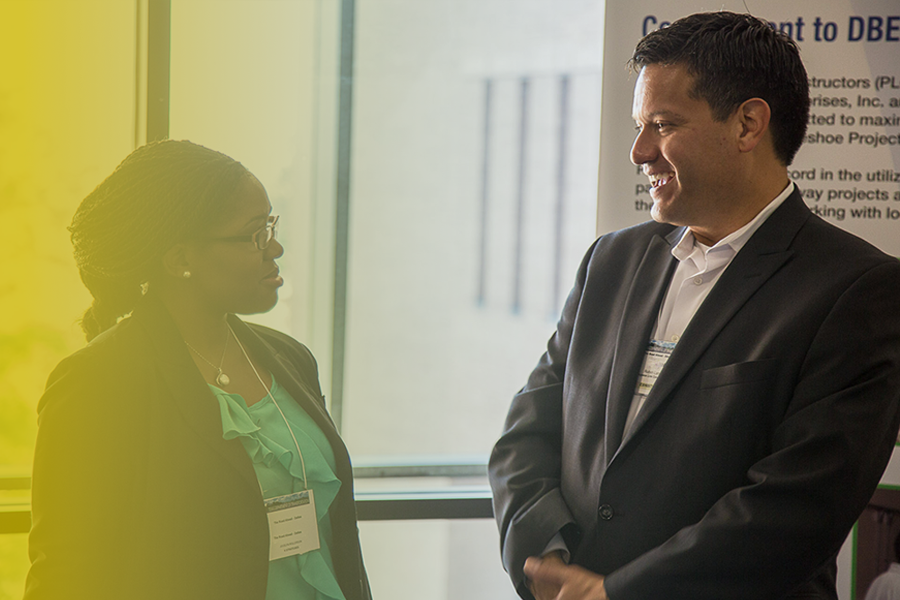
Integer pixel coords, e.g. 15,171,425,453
204,215,279,250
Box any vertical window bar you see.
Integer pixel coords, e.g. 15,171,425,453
133,0,147,148
476,78,493,306
331,0,356,432
512,77,529,314
146,0,170,142
552,74,570,316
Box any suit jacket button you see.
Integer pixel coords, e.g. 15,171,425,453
598,504,614,520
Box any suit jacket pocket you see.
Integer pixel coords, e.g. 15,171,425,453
700,359,779,389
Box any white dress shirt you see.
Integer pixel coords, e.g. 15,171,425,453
866,563,900,600
624,183,795,440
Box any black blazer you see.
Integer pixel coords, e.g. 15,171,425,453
490,190,900,600
25,294,371,600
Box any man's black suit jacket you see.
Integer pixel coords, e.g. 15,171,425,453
490,190,900,599
26,294,371,600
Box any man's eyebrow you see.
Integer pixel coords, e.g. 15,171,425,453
634,110,684,121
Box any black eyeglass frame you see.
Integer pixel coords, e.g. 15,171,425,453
203,215,279,250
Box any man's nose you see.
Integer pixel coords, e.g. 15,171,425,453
630,128,656,166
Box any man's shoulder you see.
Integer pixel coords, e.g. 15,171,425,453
596,219,679,247
579,220,679,275
796,211,900,277
804,211,891,251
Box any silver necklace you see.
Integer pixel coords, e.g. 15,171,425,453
185,328,232,386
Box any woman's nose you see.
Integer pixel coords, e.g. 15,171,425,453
266,238,284,260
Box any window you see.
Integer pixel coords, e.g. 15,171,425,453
168,3,603,597
340,0,603,463
169,0,604,465
2,1,605,598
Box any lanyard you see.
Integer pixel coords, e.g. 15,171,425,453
229,323,309,490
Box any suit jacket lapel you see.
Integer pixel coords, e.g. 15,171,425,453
228,318,337,432
228,317,352,476
135,296,261,493
229,317,362,597
605,231,678,461
619,191,810,448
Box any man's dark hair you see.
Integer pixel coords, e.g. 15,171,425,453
630,11,809,166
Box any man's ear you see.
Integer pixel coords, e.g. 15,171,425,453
736,98,771,153
162,243,192,280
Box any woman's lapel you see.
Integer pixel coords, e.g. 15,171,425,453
226,316,352,477
132,295,262,493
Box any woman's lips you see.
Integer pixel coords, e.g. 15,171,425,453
262,268,283,287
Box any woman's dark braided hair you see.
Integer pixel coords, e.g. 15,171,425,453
70,139,249,341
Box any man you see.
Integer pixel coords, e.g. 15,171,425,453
489,11,900,600
865,530,900,600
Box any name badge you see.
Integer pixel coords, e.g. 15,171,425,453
265,490,320,561
636,340,676,396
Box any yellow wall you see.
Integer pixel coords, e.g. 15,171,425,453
0,0,136,463
0,2,137,596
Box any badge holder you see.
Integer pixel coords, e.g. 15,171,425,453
231,324,322,561
266,489,320,560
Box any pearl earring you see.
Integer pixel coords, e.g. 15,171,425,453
183,271,192,279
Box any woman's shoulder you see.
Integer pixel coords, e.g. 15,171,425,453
40,316,145,412
244,322,316,363
240,321,321,386
57,313,144,364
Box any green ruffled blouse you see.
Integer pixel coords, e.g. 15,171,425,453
209,378,346,600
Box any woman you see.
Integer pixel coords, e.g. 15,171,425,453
25,140,371,600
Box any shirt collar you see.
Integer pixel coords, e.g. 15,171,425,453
672,182,795,262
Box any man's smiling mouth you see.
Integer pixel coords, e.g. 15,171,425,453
648,172,675,188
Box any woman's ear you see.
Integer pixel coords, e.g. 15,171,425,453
162,243,193,280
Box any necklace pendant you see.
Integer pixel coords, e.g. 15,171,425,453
216,371,231,387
